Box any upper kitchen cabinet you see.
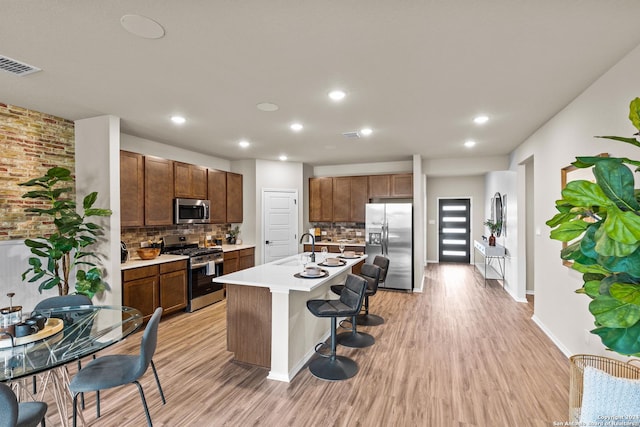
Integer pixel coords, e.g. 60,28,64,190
368,173,413,199
144,156,174,226
120,150,144,227
174,162,208,200
226,172,243,224
309,177,333,222
207,169,227,224
332,176,368,223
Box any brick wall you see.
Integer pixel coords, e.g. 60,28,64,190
0,103,75,241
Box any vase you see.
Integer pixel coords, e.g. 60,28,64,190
489,234,496,246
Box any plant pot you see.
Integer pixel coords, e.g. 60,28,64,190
489,234,496,246
227,237,236,245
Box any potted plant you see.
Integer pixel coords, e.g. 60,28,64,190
484,219,502,246
228,225,240,244
19,167,112,297
546,97,640,356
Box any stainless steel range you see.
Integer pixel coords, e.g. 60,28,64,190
163,234,224,312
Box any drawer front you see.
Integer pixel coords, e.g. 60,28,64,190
239,248,254,257
122,265,159,281
159,260,188,274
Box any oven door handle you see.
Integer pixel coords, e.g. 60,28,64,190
191,260,223,270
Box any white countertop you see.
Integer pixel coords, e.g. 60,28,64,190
214,252,367,292
220,244,255,252
309,241,365,247
120,254,189,270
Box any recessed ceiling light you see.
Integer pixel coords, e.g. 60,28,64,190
120,15,165,39
360,128,373,136
328,90,346,101
473,115,489,125
238,140,250,148
171,116,186,124
464,140,476,148
256,102,279,112
279,155,288,161
290,123,303,132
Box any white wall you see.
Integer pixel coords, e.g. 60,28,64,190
313,160,412,177
121,133,231,171
423,156,509,177
425,175,485,262
254,159,304,265
484,170,522,301
510,43,640,357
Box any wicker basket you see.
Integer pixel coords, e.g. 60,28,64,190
569,354,640,422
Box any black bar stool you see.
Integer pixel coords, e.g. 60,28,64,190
306,274,368,381
330,263,381,348
356,255,389,326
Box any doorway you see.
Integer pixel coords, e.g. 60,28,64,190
262,189,299,264
438,198,471,263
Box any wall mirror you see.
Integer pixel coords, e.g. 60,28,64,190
560,153,608,267
491,192,504,237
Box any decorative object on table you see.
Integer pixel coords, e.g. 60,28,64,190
227,225,240,244
19,166,112,297
483,219,502,246
546,97,640,357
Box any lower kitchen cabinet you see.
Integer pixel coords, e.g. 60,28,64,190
122,260,187,321
224,247,255,274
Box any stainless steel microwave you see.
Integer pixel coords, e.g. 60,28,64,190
174,198,210,224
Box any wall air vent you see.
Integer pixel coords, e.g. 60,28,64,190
342,131,361,139
0,55,41,76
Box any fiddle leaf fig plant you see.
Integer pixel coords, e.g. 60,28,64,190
546,97,640,356
19,166,112,297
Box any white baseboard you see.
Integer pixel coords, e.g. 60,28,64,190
531,314,572,358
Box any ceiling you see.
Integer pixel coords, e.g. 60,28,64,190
2,1,640,167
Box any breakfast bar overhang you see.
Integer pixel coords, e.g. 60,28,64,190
214,253,366,382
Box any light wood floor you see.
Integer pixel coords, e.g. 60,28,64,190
46,263,570,426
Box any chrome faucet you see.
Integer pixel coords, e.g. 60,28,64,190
299,233,316,262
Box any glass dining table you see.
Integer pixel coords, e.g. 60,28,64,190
0,305,143,426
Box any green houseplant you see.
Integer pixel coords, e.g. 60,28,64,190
228,225,240,244
546,97,640,356
484,219,502,246
19,167,112,297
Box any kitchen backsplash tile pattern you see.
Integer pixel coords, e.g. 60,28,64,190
121,224,232,249
310,222,365,243
0,103,75,241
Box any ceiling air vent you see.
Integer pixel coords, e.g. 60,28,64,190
342,131,361,139
0,55,41,76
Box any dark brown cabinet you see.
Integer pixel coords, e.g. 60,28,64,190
208,169,227,224
226,172,243,224
309,177,333,222
174,162,207,200
159,261,188,314
122,260,187,322
144,156,174,226
223,247,255,274
332,176,368,223
120,150,144,227
368,174,413,199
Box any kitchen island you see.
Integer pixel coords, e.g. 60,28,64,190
214,252,366,382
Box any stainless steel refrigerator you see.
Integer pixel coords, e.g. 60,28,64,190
365,203,413,290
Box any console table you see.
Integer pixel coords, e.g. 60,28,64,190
473,240,506,287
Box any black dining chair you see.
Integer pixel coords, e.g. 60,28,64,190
356,255,389,326
330,263,381,348
0,382,47,427
69,307,165,427
307,274,368,381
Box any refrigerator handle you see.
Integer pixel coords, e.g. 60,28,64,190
382,222,388,256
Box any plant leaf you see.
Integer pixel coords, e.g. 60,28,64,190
550,220,589,242
596,135,640,148
629,97,640,131
610,282,640,306
593,159,640,211
589,295,640,328
603,206,640,245
562,180,611,207
592,322,640,356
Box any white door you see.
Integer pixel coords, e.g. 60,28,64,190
263,189,298,264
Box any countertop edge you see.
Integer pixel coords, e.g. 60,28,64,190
120,254,189,270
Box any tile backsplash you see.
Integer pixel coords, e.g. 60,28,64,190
121,224,231,249
310,222,365,242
